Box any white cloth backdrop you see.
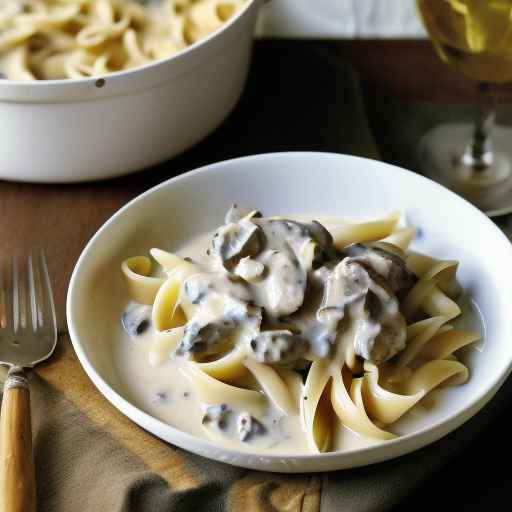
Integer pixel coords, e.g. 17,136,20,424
256,0,426,38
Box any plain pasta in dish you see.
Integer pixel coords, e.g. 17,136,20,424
0,0,245,80
119,206,480,454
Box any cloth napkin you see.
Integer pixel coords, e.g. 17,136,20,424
1,41,510,512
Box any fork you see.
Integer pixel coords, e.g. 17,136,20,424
0,253,57,512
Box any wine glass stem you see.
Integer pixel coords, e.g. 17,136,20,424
461,82,496,172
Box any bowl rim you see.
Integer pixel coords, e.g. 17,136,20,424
0,0,257,101
66,151,512,470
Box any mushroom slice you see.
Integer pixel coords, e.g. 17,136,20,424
353,309,407,365
352,278,407,364
314,255,407,365
238,217,336,317
254,218,334,260
176,274,262,357
121,302,152,337
176,319,236,357
308,220,334,249
211,218,261,270
181,271,251,308
317,260,371,326
202,403,232,430
237,412,265,442
176,303,262,358
344,243,416,296
248,330,309,365
225,204,261,224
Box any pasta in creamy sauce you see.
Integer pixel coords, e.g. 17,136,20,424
0,0,245,80
120,206,480,454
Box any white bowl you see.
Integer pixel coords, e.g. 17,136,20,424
67,152,512,472
0,0,260,183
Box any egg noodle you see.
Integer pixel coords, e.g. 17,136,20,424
121,210,480,453
0,0,245,80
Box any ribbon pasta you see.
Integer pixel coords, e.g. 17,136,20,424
121,255,165,304
0,0,245,80
120,213,480,453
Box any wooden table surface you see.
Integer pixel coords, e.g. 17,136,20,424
334,40,512,102
1,39,509,511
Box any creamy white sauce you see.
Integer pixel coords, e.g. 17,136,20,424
113,216,483,455
114,318,381,454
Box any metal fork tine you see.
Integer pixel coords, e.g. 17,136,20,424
33,254,44,328
11,255,20,333
0,251,56,369
2,255,12,331
28,254,38,331
39,251,57,333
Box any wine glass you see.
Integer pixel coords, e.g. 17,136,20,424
416,0,512,216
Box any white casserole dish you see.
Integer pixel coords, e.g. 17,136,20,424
0,0,260,183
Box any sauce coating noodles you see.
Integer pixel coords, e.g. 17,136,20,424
120,208,481,454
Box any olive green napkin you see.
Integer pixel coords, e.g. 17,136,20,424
1,41,508,512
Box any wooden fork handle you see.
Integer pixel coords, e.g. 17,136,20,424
0,367,36,512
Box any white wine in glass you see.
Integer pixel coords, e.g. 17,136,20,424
417,0,512,216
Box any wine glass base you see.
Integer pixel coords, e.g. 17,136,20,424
418,123,512,217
